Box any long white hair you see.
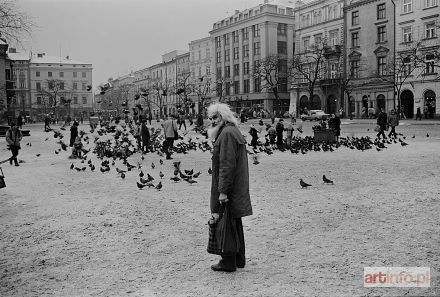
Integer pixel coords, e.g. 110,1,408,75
207,102,238,126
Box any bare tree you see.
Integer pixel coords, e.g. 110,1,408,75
252,54,288,115
148,79,166,118
38,79,68,116
289,41,328,112
215,76,230,103
192,76,212,114
174,71,193,113
0,0,34,45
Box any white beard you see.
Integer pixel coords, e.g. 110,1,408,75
207,123,222,140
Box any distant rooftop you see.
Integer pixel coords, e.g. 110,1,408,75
31,53,91,65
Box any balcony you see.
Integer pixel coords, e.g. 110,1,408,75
324,45,342,58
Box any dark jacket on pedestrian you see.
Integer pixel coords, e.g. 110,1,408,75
141,122,150,147
377,111,388,129
210,123,252,218
70,124,78,147
388,113,399,127
6,128,22,147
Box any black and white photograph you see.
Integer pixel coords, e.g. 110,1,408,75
0,0,439,296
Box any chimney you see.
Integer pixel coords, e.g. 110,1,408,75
8,48,16,53
37,53,43,58
66,55,69,60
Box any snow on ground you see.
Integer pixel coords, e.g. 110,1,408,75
0,119,439,297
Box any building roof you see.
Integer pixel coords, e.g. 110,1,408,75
7,52,30,61
31,54,91,65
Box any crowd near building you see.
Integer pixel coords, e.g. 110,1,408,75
1,0,438,122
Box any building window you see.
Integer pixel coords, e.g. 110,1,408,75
36,82,41,90
73,72,77,78
224,33,230,46
279,78,287,92
82,82,86,90
225,82,230,95
403,27,412,43
352,11,359,26
225,49,230,62
36,71,40,77
206,48,210,58
425,0,437,8
377,4,386,20
37,96,41,105
216,52,221,63
352,32,360,48
82,96,87,104
277,23,287,35
350,60,360,78
425,54,435,74
233,31,239,43
303,38,310,51
329,30,338,46
377,26,386,42
243,44,249,57
233,64,240,76
253,42,260,55
402,56,412,76
225,66,230,78
243,27,249,40
234,47,239,59
59,71,64,78
314,34,322,45
244,79,250,93
403,0,412,13
243,62,249,75
234,81,239,94
278,41,287,54
19,79,25,89
73,82,78,90
48,71,52,77
254,77,261,92
206,65,211,75
253,25,260,37
216,37,221,48
217,67,222,78
378,56,387,75
73,96,78,104
425,22,436,39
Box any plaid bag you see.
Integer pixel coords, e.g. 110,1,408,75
0,167,6,189
207,219,222,255
207,203,240,255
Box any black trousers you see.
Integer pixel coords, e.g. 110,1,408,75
162,138,174,158
388,126,397,138
179,120,186,130
220,218,246,268
9,145,19,164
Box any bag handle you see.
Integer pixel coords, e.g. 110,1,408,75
0,167,4,178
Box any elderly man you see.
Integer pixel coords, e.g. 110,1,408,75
161,114,178,159
207,102,253,272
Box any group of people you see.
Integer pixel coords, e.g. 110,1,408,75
376,108,400,139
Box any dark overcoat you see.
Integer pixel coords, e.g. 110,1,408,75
210,123,252,218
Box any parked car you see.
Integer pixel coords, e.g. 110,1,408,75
300,110,330,121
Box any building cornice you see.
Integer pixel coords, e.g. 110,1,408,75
344,0,380,11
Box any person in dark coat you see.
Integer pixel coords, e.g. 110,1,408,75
44,115,51,132
16,115,23,129
140,120,150,153
376,108,388,139
275,118,284,147
387,109,399,138
249,125,259,148
328,113,341,141
207,102,252,273
415,107,422,121
70,122,79,147
5,122,23,166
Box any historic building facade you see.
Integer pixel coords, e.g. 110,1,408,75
210,1,295,115
290,0,345,116
394,0,439,118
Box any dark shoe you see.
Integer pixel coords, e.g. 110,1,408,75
211,263,236,272
9,158,13,165
15,163,19,166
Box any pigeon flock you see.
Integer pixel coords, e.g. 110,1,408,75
24,119,416,190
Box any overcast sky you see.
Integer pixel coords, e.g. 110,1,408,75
16,0,271,90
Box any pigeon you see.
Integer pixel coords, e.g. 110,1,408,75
192,172,201,178
116,168,126,174
159,171,164,179
185,178,198,185
412,135,415,138
155,181,162,190
173,161,181,170
159,159,163,165
208,167,212,175
81,167,86,171
121,172,126,179
170,176,181,182
184,169,193,176
75,167,82,172
426,133,429,137
401,141,408,146
140,177,149,184
147,173,154,181
90,165,95,171
300,179,312,189
70,163,74,170
173,168,179,176
36,154,41,157
151,162,155,169
139,171,144,178
323,175,334,184
137,182,147,189
179,171,189,179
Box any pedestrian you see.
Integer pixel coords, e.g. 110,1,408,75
249,124,259,148
17,115,23,129
44,114,51,132
140,120,150,153
80,114,84,124
266,124,276,145
284,117,295,148
5,122,22,166
271,111,275,125
328,113,341,141
275,118,284,147
240,110,246,123
197,113,204,128
133,122,141,150
387,109,399,138
70,121,79,147
71,136,84,158
376,108,388,139
415,107,422,121
206,102,252,272
179,113,187,130
424,105,429,119
161,115,178,159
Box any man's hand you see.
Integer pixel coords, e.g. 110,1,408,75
219,193,228,204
